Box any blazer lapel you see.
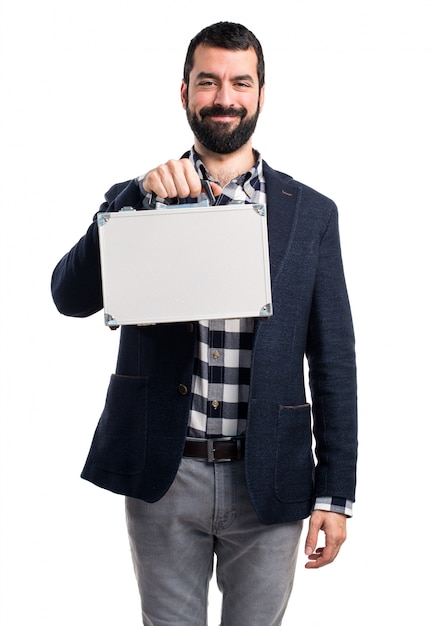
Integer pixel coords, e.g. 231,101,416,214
263,162,301,288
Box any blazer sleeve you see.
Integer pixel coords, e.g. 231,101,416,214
51,178,143,317
306,204,358,502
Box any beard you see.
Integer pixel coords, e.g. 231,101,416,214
186,103,260,154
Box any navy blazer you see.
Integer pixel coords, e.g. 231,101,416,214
51,161,357,525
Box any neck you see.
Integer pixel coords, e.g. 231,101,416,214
194,141,256,186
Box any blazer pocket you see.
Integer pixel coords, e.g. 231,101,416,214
275,404,314,503
88,374,148,475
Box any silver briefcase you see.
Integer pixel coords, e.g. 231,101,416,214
97,202,273,329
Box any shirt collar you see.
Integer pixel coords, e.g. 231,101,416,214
188,147,263,195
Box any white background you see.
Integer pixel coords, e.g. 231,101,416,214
1,0,434,624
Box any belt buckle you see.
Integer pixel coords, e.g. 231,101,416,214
207,436,233,463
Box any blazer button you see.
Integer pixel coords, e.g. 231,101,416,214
178,384,189,396
186,323,194,333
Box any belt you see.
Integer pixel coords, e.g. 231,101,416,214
183,437,245,463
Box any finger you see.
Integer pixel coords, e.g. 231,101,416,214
304,520,320,557
142,160,202,199
305,544,340,569
305,547,324,562
142,165,177,198
209,181,223,197
305,549,327,569
168,159,202,198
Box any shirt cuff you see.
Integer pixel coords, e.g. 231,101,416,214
136,175,151,204
313,497,353,517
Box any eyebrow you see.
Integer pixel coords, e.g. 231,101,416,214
195,71,255,83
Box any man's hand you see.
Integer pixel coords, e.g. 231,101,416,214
142,159,221,200
304,510,347,569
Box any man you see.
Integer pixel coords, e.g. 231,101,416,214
52,21,357,626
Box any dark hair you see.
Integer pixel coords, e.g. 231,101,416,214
183,22,265,88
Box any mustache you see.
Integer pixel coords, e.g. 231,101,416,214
200,106,247,119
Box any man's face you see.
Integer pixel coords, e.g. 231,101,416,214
181,44,265,154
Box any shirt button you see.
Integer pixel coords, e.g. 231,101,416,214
211,400,220,409
178,384,189,395
212,351,220,359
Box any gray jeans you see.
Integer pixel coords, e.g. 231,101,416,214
125,457,303,626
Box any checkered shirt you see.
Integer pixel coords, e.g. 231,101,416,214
185,150,266,439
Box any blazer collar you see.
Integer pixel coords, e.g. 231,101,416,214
263,161,301,284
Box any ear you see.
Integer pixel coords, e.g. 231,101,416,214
259,85,265,112
181,81,188,110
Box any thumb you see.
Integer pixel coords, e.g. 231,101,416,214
305,519,320,555
210,181,223,197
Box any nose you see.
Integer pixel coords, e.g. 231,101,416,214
213,83,233,108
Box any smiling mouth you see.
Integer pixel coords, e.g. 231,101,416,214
207,114,239,122
200,106,246,122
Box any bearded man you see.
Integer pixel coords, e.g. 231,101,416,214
52,21,357,626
